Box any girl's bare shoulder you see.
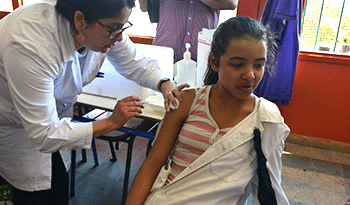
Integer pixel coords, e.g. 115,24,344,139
167,88,197,119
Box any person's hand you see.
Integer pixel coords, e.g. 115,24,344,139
160,81,190,112
108,96,145,129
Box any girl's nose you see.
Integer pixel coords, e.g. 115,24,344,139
242,67,255,80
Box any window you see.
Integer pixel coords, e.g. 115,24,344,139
125,1,157,37
301,0,350,54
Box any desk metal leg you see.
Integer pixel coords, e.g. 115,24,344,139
70,150,76,197
91,139,99,166
121,135,135,205
81,149,87,163
108,141,117,162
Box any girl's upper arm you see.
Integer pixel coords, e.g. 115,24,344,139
263,123,290,203
146,89,196,165
125,89,196,205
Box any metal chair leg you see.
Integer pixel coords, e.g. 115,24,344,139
81,149,87,163
70,150,76,197
121,135,136,205
108,141,117,162
91,138,99,166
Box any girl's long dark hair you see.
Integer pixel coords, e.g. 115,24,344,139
203,16,277,85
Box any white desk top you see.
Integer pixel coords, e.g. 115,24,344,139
77,92,165,121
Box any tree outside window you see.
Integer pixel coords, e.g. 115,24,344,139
301,0,350,54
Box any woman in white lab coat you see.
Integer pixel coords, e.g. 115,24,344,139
0,0,186,204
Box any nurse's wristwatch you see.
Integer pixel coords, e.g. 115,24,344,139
158,78,171,91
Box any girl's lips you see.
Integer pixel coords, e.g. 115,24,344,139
239,85,254,92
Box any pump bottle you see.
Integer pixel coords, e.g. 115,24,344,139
176,43,197,87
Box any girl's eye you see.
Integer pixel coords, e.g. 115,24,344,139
254,64,265,69
231,63,243,68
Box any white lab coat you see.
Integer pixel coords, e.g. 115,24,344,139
0,2,165,191
145,98,290,205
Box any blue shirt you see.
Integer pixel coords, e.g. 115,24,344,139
254,0,302,105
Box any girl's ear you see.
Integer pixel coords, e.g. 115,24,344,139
73,11,87,32
209,52,219,72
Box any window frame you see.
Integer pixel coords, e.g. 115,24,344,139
298,0,350,65
12,0,23,9
238,0,350,65
0,11,10,19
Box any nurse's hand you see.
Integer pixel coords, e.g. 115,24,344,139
108,96,145,128
92,96,144,138
160,81,190,112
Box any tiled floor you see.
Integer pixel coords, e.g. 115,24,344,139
87,136,350,205
282,143,350,204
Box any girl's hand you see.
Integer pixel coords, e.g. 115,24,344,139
160,81,190,112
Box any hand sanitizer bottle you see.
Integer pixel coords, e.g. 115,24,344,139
176,43,197,87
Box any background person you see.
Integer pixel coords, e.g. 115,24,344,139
0,0,187,204
138,0,238,62
125,16,290,205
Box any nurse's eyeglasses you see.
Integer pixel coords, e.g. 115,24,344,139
95,20,133,39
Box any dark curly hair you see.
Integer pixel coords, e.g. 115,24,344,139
55,0,135,24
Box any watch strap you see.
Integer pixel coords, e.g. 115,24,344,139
158,78,171,91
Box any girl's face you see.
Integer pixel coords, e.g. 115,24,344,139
79,7,132,53
211,38,267,100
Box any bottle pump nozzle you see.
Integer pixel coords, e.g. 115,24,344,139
184,43,191,60
177,43,197,87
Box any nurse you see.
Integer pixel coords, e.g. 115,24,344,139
0,0,186,204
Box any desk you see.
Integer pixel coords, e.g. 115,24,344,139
76,92,164,140
77,92,164,122
72,92,165,204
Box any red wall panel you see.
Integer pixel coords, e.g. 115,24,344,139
278,54,350,144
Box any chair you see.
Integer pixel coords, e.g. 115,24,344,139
70,106,159,204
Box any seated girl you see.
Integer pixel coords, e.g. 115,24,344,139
125,16,290,205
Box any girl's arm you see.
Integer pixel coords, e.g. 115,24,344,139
125,89,196,205
252,123,290,204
